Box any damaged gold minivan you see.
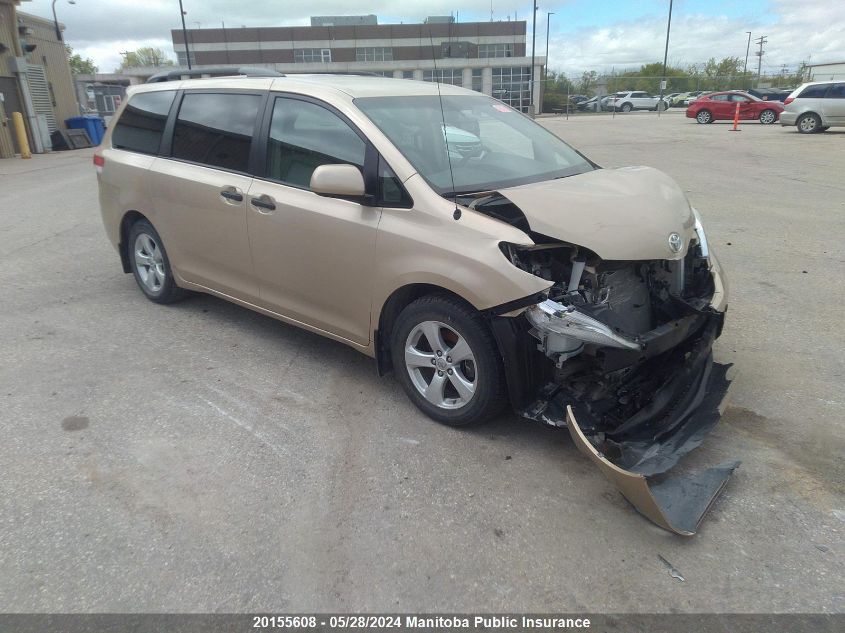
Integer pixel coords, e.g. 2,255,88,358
97,75,737,535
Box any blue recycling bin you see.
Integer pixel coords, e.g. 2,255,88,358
65,115,106,146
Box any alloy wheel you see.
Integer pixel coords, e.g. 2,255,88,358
134,233,165,293
798,115,818,133
760,110,776,124
404,320,477,410
696,111,711,124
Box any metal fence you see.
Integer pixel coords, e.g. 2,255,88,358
538,71,845,115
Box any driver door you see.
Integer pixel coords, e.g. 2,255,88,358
246,95,380,345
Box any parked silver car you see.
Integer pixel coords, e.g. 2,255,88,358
781,81,845,133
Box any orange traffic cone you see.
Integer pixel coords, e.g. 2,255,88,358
729,102,741,131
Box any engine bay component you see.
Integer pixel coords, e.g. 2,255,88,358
525,299,641,366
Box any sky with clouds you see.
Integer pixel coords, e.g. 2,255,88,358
20,0,845,75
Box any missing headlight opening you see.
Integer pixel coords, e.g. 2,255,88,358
493,225,736,536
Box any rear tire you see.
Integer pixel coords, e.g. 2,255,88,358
696,110,712,124
128,219,186,304
797,112,822,133
391,295,507,427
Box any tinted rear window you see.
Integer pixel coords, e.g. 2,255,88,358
112,91,176,155
172,93,262,172
798,84,830,99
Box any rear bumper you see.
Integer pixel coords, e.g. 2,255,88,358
780,111,798,126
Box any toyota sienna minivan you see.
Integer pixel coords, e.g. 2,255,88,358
96,75,736,534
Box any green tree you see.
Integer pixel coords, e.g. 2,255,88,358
65,44,98,75
688,57,747,91
614,62,690,93
118,47,174,71
576,70,599,95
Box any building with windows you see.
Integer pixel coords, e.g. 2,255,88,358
170,15,545,113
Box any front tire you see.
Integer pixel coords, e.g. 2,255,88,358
128,219,186,304
696,110,713,124
391,295,506,427
797,112,822,133
759,109,777,124
621,103,633,113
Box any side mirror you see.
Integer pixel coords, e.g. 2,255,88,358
310,164,366,198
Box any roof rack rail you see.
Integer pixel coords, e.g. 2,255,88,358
283,71,387,77
146,67,285,83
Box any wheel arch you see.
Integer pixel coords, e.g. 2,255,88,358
374,283,477,376
118,210,149,273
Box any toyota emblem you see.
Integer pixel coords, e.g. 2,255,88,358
668,232,683,253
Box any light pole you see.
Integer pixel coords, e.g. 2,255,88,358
743,31,752,84
178,0,192,69
530,0,537,114
545,12,554,80
658,0,673,116
51,0,76,42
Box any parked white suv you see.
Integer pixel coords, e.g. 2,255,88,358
608,91,668,112
781,81,845,133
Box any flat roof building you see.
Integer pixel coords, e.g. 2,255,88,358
170,16,545,113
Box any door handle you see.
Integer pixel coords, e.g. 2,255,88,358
250,196,276,212
220,189,243,202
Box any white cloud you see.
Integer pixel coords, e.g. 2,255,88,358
547,0,845,76
20,0,845,74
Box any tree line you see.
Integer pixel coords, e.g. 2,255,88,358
65,45,175,75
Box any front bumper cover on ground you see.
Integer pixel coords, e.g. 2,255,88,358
566,364,739,536
519,315,739,535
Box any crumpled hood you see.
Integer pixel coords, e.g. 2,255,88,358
498,166,695,260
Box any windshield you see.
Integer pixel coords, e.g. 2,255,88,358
355,95,594,195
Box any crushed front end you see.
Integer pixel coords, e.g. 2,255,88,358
493,217,738,535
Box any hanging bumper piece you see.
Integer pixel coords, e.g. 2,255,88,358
520,309,740,535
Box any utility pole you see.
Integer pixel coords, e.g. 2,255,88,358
658,0,673,117
178,0,192,70
530,1,537,115
755,35,767,87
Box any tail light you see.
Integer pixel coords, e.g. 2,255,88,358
93,154,104,167
784,97,794,105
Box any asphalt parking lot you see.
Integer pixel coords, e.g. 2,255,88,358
1,111,843,613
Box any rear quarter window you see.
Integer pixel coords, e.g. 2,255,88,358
111,90,176,155
798,84,830,99
827,83,845,98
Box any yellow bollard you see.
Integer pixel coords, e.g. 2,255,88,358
11,112,32,159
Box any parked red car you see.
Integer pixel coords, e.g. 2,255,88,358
686,91,784,124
